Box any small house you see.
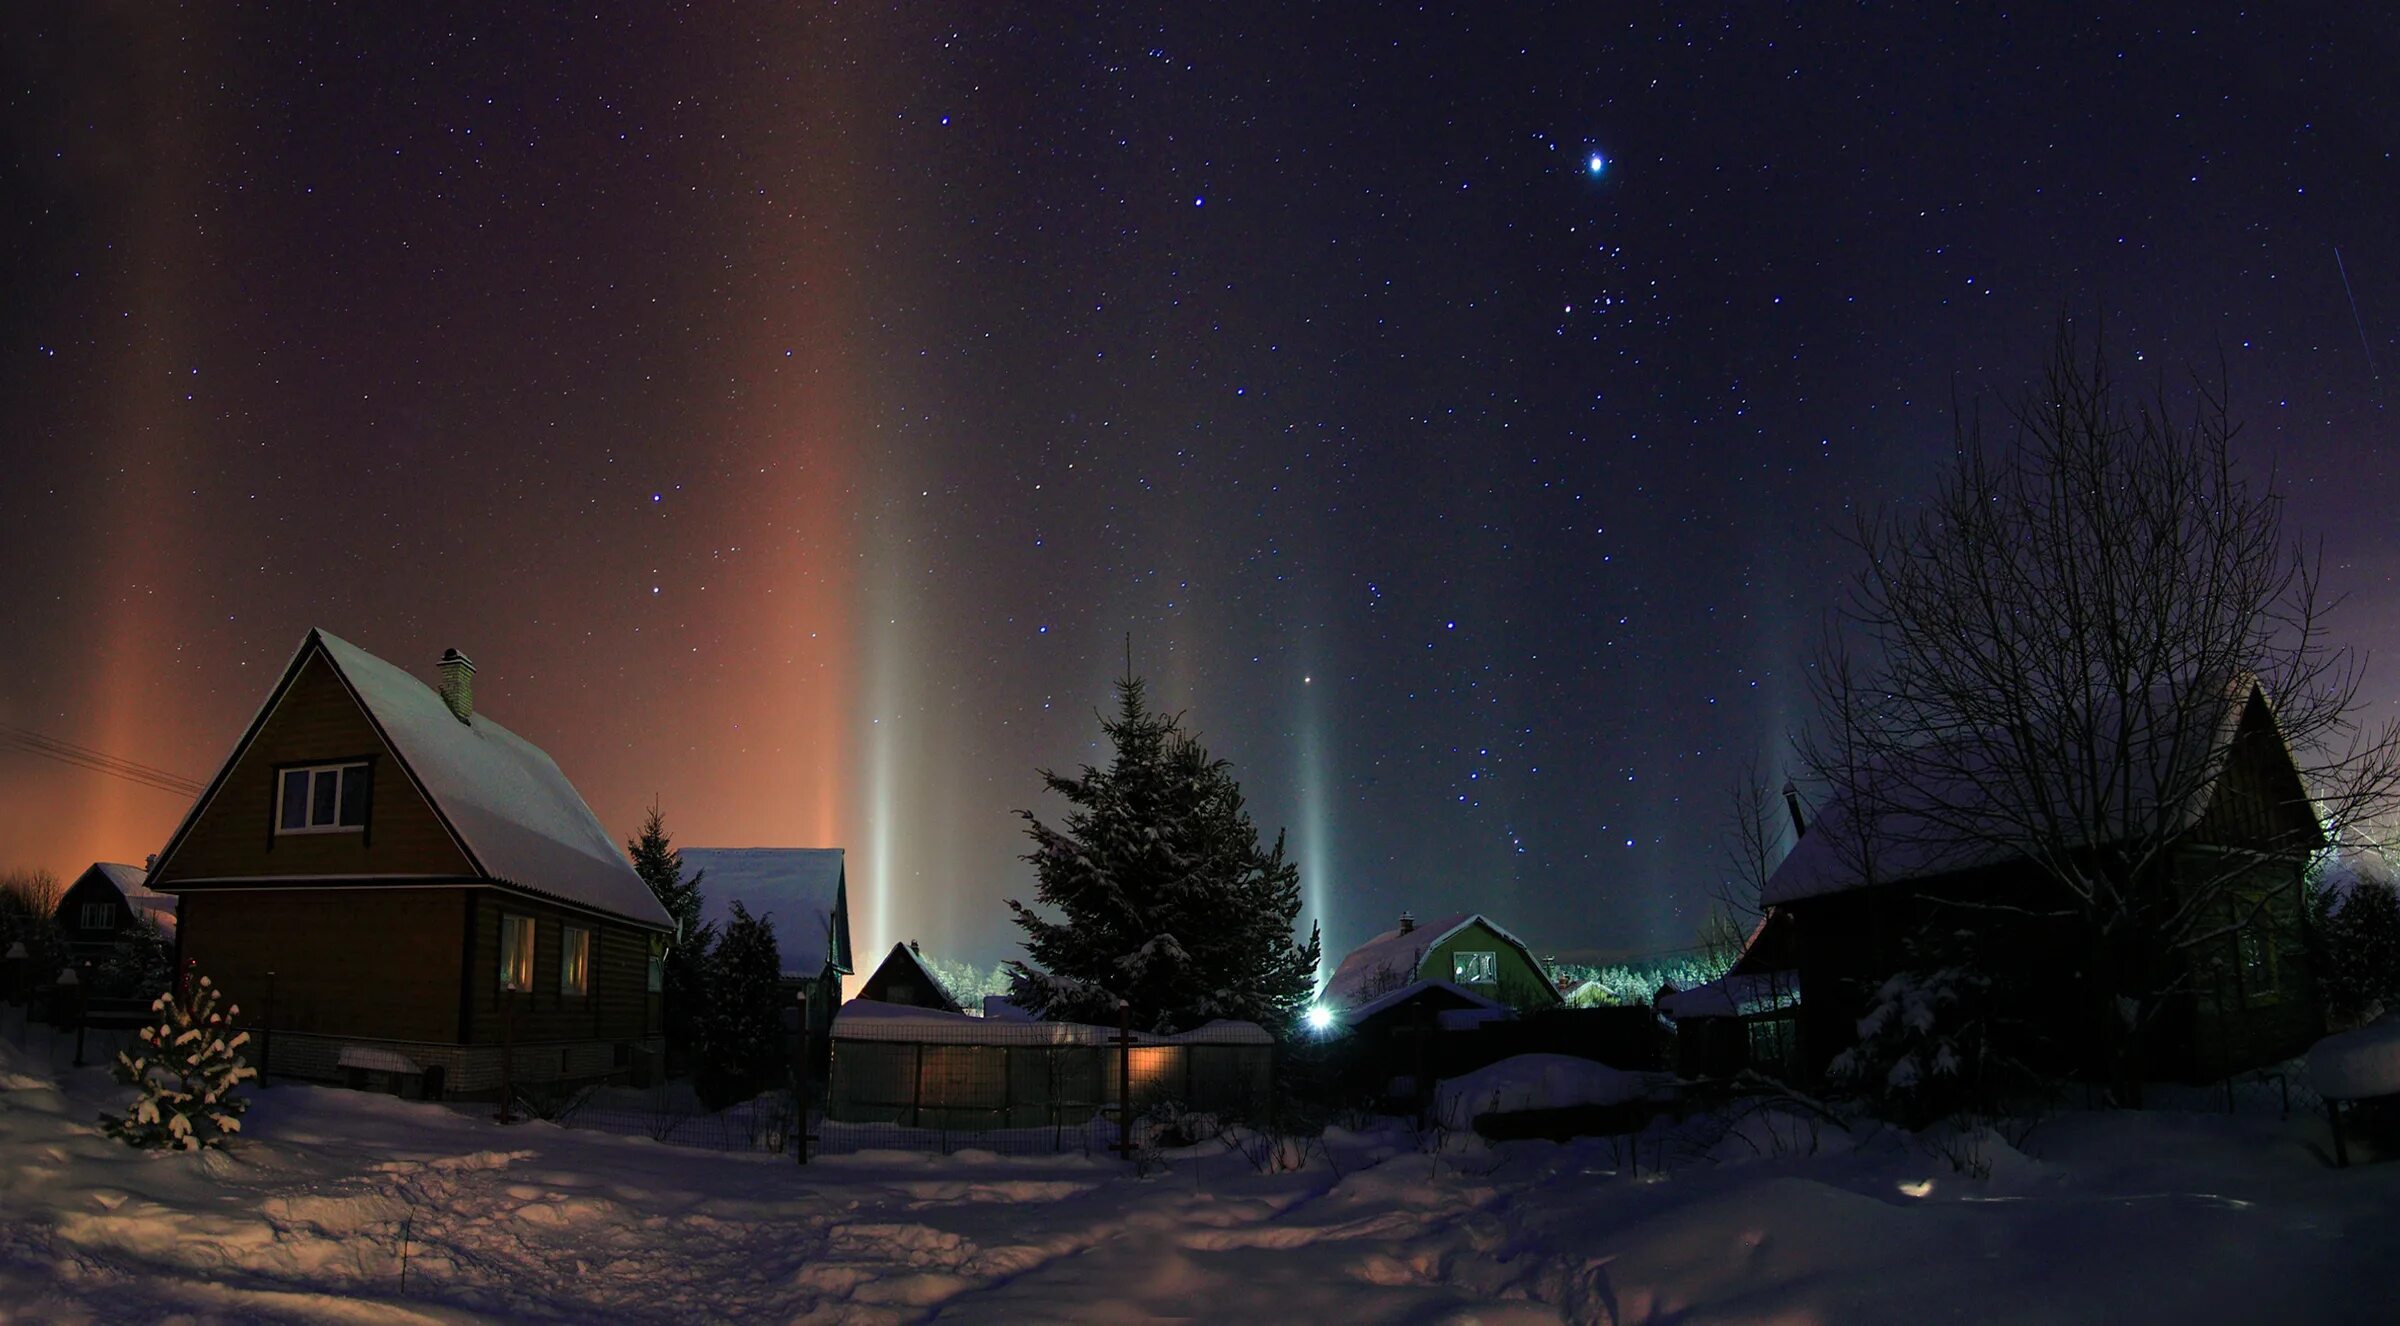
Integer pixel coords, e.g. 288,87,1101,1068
147,629,675,1098
678,847,854,1039
1322,911,1561,1013
54,862,177,962
856,941,963,1014
1761,678,2325,1084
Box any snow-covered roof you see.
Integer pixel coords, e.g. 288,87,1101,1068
2311,1017,2400,1100
983,995,1033,1022
315,632,671,929
1764,678,2301,907
863,942,961,1014
90,862,160,902
1656,972,1803,1020
151,630,671,931
681,847,852,979
1339,977,1505,1027
831,997,1270,1046
1435,1053,1669,1118
1322,912,1548,1008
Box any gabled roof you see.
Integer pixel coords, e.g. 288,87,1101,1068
1340,977,1505,1027
680,847,853,979
1763,678,2312,907
862,941,962,1014
151,629,671,931
1321,912,1548,1008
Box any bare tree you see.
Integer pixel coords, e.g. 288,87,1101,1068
1802,323,2400,1102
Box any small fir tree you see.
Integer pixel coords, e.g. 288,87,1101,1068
96,910,174,1002
2316,880,2400,1029
691,902,783,1110
1007,669,1323,1034
628,801,713,1060
101,974,255,1150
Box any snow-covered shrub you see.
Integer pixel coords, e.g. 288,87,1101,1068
1829,965,1989,1128
100,975,255,1151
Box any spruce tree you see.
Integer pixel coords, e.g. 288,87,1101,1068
1007,669,1322,1034
628,801,712,1060
692,902,784,1110
101,974,255,1150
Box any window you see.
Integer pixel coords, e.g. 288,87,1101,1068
2237,924,2279,1005
560,925,591,997
277,762,370,833
500,914,536,992
79,902,112,930
1453,950,1498,985
646,936,666,993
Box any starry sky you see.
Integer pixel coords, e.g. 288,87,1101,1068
3,4,2396,972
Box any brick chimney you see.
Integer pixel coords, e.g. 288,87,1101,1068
1397,910,1415,935
438,649,476,723
1782,780,1808,838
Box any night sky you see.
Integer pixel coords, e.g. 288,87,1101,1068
4,5,2395,972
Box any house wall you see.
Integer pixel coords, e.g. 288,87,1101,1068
157,651,474,882
2177,853,2323,1080
54,870,131,959
460,890,661,1048
1411,920,1557,1010
177,887,467,1043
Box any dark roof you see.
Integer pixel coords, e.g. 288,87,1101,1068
680,847,853,979
152,629,671,930
1764,678,2306,906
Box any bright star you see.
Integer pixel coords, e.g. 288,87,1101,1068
1587,153,1606,177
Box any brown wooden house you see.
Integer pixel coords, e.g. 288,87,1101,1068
54,861,176,963
856,941,963,1014
147,629,674,1098
1760,680,2325,1085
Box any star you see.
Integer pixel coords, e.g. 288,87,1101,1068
1586,152,1606,177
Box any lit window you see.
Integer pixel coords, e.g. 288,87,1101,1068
500,914,536,992
1453,950,1498,984
277,762,370,833
79,902,113,930
560,925,591,997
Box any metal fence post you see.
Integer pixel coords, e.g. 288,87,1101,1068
793,988,811,1165
910,1040,925,1128
1116,999,1133,1161
498,993,517,1124
261,969,277,1086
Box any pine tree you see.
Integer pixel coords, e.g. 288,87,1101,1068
96,910,174,1002
2318,880,2400,1028
628,801,713,1060
100,974,256,1150
691,902,784,1111
1007,669,1323,1034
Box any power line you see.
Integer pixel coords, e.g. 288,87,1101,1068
0,724,206,797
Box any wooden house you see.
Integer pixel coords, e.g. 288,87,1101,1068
54,861,177,963
147,629,674,1098
1322,912,1561,1014
677,847,854,1039
856,941,963,1014
1760,679,2325,1084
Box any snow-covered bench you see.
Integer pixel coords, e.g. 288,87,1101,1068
338,1045,434,1099
2308,1019,2400,1166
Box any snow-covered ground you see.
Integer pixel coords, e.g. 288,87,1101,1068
2,1028,2394,1324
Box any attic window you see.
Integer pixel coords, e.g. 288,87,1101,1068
277,762,370,834
1453,950,1498,985
79,902,112,930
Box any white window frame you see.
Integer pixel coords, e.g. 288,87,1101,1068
500,914,537,993
560,925,592,998
276,761,370,834
79,902,113,929
646,936,666,994
1453,950,1498,985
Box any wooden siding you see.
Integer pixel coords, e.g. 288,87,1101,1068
158,651,474,882
461,890,659,1046
179,888,467,1042
1414,919,1559,1010
2189,690,2324,849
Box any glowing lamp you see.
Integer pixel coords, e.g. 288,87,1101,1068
1305,1004,1336,1033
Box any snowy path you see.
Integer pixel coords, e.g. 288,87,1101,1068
5,1041,2397,1324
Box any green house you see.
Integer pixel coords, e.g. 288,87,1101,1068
1323,911,1561,1012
